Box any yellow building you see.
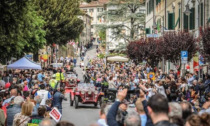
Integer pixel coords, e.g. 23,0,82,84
145,0,209,37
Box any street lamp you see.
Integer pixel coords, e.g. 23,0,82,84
184,4,191,16
172,2,175,29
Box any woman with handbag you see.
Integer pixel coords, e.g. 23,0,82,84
13,101,34,126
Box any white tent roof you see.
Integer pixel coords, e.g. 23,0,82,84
107,56,129,62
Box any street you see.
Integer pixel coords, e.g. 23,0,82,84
62,46,100,126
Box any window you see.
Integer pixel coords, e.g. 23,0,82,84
168,13,175,30
148,0,154,14
184,14,189,30
91,25,93,28
89,9,94,12
147,2,149,15
145,28,151,34
156,0,161,5
190,8,195,30
97,8,103,12
200,3,203,26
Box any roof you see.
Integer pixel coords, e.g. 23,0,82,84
80,0,109,8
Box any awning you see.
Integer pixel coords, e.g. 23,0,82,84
107,56,129,62
7,57,41,70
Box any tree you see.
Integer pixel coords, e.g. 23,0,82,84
127,38,162,67
201,27,210,58
98,0,145,42
98,29,106,42
161,31,197,65
0,0,46,62
34,0,84,46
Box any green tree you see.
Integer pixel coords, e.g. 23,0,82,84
34,0,84,46
98,0,145,42
98,29,106,42
0,0,46,62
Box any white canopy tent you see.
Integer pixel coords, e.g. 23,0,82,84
107,56,129,62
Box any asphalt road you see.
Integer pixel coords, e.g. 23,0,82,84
62,46,100,126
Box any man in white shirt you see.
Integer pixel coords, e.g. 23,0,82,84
35,84,51,105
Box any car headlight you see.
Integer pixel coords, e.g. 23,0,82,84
81,91,85,94
88,91,91,95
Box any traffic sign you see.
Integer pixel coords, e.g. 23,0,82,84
181,51,188,57
147,72,155,80
181,51,188,64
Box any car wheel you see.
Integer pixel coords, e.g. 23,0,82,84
108,92,116,102
94,102,98,107
75,96,79,109
70,93,73,106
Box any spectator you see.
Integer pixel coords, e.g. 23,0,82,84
147,93,176,126
35,84,51,105
38,71,45,82
13,102,34,126
180,101,192,122
168,102,183,126
187,73,194,87
56,121,75,126
199,93,210,115
39,118,56,126
185,113,210,126
45,99,52,111
28,105,46,125
124,111,141,126
32,95,42,116
97,103,109,126
2,88,17,106
7,96,24,126
135,98,147,126
0,97,5,126
52,87,67,114
107,89,142,126
116,100,128,126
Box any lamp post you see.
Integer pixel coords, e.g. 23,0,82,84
184,4,191,30
172,2,175,29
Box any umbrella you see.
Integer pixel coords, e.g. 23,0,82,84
107,56,129,62
0,80,5,88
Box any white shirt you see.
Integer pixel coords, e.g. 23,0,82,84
145,88,156,98
155,85,166,97
35,90,51,105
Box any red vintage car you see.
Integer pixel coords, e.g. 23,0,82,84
65,72,79,88
69,83,104,109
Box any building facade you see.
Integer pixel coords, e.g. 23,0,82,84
145,0,210,37
80,0,108,44
78,14,92,46
145,0,210,73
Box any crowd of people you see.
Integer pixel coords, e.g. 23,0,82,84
81,47,210,126
0,45,210,126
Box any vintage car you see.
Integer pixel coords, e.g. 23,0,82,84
65,72,79,88
69,83,104,109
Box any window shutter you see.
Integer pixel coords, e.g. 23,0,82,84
146,28,151,34
168,13,173,30
179,8,181,28
184,14,188,30
190,8,195,30
201,3,203,26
